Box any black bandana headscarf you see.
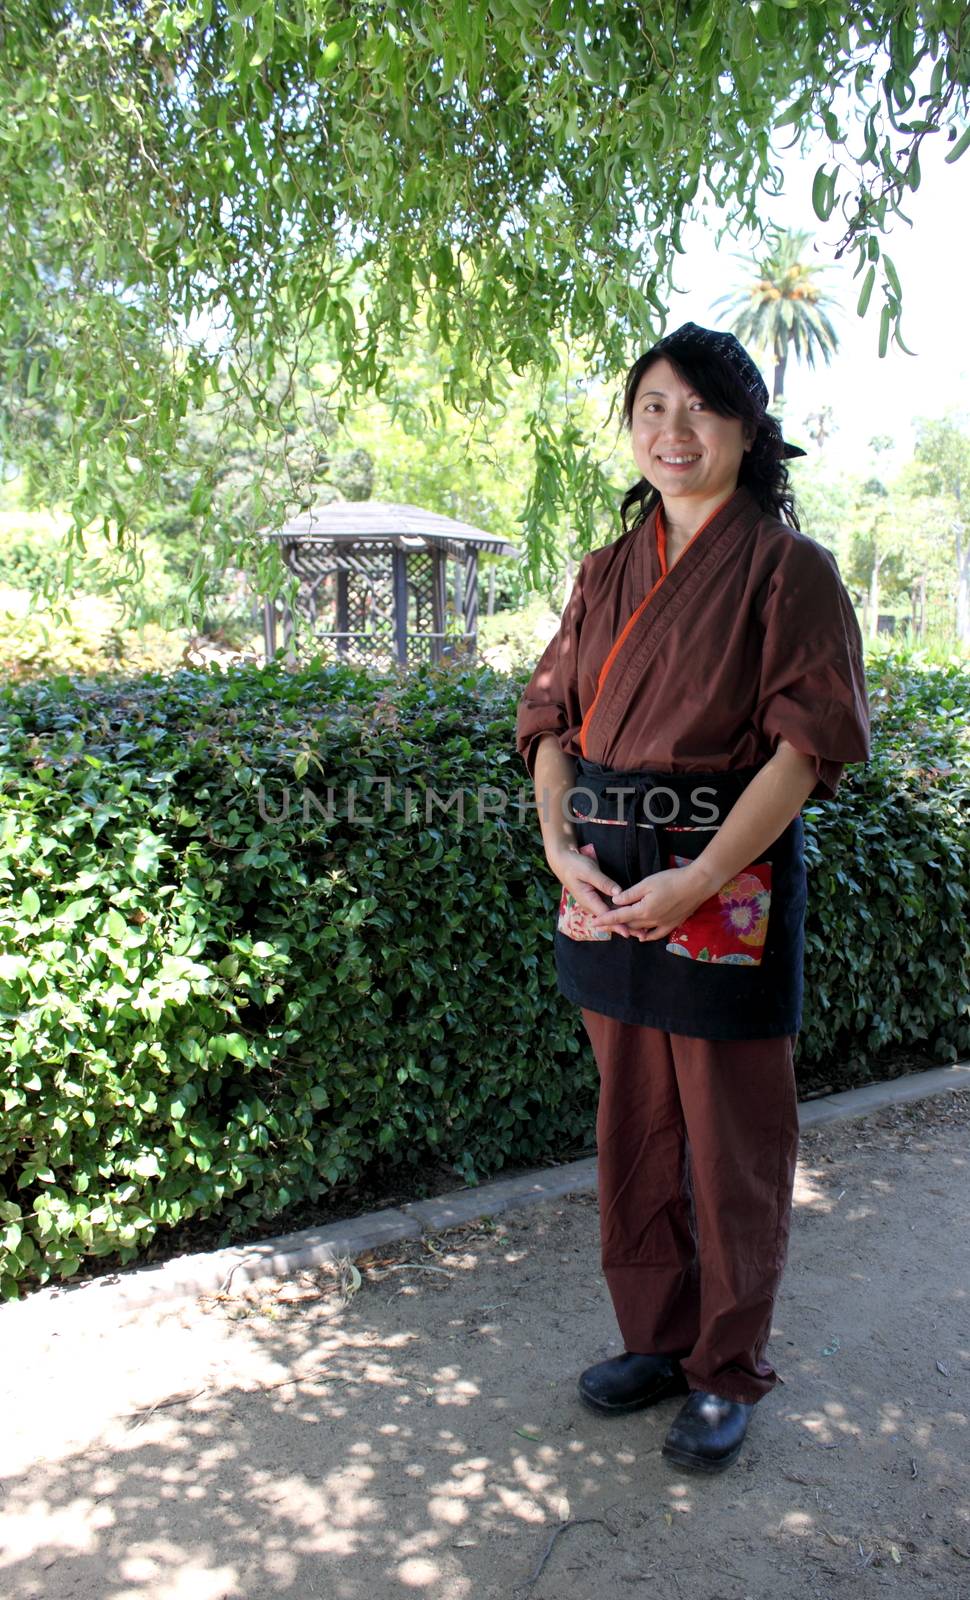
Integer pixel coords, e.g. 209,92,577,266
647,322,807,459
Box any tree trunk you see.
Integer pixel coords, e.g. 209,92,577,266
956,521,970,645
868,551,882,639
772,337,788,403
911,572,926,641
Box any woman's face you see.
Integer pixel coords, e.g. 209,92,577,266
630,357,752,511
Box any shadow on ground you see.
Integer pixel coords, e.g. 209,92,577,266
0,1095,967,1600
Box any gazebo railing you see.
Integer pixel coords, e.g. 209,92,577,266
263,604,474,667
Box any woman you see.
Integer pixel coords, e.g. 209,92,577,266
515,322,870,1474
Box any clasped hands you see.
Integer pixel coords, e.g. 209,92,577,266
549,843,712,941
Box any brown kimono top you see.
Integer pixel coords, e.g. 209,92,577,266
514,485,871,1039
516,484,870,799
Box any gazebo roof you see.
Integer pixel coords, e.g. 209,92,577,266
261,500,518,558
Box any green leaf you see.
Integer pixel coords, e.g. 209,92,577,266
811,166,836,221
132,834,162,879
856,264,876,316
945,125,970,164
188,479,212,516
882,254,902,299
893,317,918,356
249,0,275,68
57,896,98,926
573,24,604,83
878,301,891,357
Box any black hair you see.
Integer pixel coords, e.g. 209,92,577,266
618,341,800,533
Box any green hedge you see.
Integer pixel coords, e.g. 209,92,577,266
0,650,967,1297
800,654,969,1066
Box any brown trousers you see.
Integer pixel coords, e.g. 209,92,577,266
581,1008,800,1406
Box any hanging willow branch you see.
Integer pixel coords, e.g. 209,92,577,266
1,0,968,602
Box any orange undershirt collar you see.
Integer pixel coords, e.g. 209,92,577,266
655,491,736,577
577,490,740,758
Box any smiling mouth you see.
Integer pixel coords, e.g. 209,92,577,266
658,454,702,465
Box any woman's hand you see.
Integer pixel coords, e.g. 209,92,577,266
592,861,710,942
546,844,636,940
589,742,820,942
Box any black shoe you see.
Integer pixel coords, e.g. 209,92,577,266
578,1352,690,1415
661,1389,755,1472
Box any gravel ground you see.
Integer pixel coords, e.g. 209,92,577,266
0,1089,967,1600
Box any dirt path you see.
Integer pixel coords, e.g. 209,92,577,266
0,1092,967,1600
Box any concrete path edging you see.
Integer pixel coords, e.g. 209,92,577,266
5,1060,969,1326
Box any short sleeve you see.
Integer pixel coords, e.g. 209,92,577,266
515,558,589,779
754,538,871,802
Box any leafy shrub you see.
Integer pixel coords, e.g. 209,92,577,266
0,586,184,681
0,509,174,606
0,659,582,1296
477,595,562,672
0,505,190,681
0,648,966,1296
799,651,970,1074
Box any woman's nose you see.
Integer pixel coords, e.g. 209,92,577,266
661,409,695,439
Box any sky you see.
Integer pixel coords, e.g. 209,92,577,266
666,123,970,476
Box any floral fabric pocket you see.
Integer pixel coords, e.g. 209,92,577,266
664,853,772,965
557,843,612,941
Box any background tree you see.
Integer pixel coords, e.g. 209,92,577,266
830,429,966,647
5,302,628,629
845,436,906,639
803,405,837,451
2,2,969,609
714,228,840,403
892,460,963,645
913,414,970,647
848,487,910,640
135,371,375,625
787,460,854,564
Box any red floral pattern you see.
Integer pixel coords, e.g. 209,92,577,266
664,853,772,964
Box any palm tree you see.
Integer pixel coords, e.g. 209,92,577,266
713,229,840,404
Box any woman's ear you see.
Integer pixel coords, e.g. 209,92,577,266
743,425,756,452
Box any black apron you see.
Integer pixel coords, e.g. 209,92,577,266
555,757,806,1040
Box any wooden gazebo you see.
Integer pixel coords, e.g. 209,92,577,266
260,501,517,667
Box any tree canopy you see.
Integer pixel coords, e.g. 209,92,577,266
714,228,840,404
3,0,969,599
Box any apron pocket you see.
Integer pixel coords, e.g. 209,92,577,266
663,853,772,965
557,842,613,941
